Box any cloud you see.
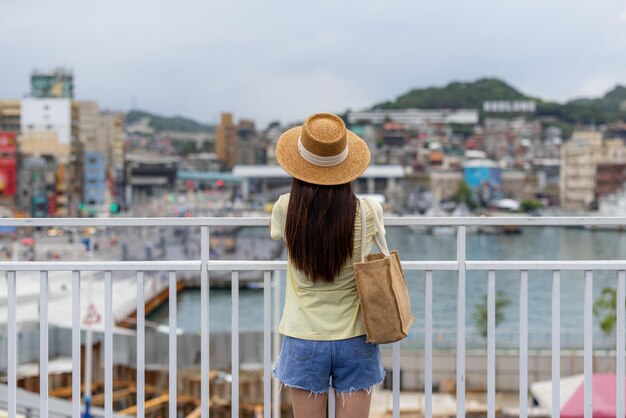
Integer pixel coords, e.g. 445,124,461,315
204,67,377,126
2,0,626,125
577,75,624,99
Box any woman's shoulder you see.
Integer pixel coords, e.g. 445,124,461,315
271,193,290,216
276,193,290,208
363,197,383,217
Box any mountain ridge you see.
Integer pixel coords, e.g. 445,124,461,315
124,78,626,132
374,78,626,124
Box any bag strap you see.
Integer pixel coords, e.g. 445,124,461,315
359,198,390,261
359,198,368,262
364,198,390,256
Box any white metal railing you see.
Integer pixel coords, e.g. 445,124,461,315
0,216,625,418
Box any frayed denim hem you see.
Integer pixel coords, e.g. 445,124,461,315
272,374,329,398
333,376,385,408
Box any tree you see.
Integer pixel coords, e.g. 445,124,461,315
452,181,474,209
473,290,511,338
593,287,621,335
521,199,543,213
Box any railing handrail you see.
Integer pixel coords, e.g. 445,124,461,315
3,217,626,418
2,260,626,271
1,215,626,227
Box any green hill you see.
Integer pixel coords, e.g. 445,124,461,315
374,78,536,110
373,78,626,125
126,110,214,133
556,85,626,124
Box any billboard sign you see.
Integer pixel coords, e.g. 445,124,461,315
0,132,16,153
483,101,536,113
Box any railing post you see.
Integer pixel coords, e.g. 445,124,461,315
520,270,528,418
456,225,466,418
425,270,433,418
7,271,16,418
328,388,336,418
551,271,560,418
263,271,271,418
136,271,145,418
272,270,281,418
584,270,593,418
104,271,113,417
392,342,401,418
487,270,495,418
617,271,625,418
40,270,49,418
169,271,178,418
72,271,81,418
201,226,210,418
232,271,239,418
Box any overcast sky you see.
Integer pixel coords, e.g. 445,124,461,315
2,0,626,127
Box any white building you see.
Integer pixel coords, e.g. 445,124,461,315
348,108,478,127
20,98,71,145
559,132,626,211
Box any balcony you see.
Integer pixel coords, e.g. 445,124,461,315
0,215,625,418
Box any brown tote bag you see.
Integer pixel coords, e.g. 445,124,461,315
354,198,415,344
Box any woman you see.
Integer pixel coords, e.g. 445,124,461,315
271,113,385,418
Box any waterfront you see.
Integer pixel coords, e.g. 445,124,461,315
148,225,626,349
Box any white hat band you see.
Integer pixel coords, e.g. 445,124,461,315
297,136,349,167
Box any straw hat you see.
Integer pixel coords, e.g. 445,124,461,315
276,113,371,185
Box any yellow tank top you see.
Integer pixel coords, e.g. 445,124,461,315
270,193,385,341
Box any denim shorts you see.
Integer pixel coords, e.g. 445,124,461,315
272,335,385,394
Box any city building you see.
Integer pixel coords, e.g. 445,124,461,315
178,153,222,173
382,123,406,147
75,101,102,151
348,124,377,154
595,163,626,200
18,98,74,215
462,159,502,204
125,154,178,205
262,122,285,165
83,151,106,207
560,131,604,211
17,157,57,217
20,98,72,145
99,112,126,210
347,108,478,127
215,113,238,169
30,68,74,99
232,165,404,202
430,170,463,203
501,170,534,201
237,119,262,165
483,118,541,162
532,158,561,205
0,100,21,133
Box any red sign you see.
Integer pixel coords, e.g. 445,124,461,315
0,159,16,196
83,304,101,325
47,191,56,216
0,132,16,153
0,132,16,196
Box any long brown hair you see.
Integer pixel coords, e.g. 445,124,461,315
284,178,357,284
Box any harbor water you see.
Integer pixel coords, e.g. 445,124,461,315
148,225,626,349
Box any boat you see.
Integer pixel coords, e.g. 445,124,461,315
478,210,524,234
584,190,626,230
